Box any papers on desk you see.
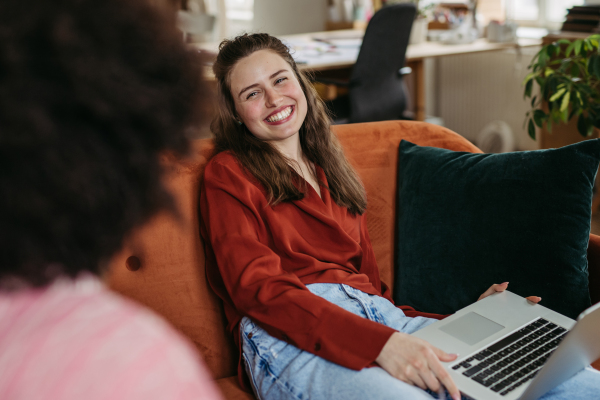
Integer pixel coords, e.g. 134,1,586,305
314,38,363,47
283,38,360,66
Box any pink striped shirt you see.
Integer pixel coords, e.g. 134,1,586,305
0,274,222,400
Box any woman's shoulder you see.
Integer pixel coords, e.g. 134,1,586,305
205,151,245,177
204,151,263,192
206,150,237,168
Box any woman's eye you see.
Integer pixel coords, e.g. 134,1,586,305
275,77,287,85
246,91,258,100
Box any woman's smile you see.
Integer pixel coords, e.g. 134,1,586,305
265,105,294,124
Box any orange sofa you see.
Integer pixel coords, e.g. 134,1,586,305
106,121,600,399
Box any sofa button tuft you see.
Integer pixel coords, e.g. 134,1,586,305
126,256,141,272
314,343,321,351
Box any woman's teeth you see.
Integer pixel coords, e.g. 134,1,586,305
266,106,292,122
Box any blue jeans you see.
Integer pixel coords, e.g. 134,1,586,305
240,283,600,400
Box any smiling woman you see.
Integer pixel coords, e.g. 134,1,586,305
210,33,366,210
200,33,558,400
203,33,463,400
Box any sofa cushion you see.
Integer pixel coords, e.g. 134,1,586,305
333,121,481,290
393,139,600,319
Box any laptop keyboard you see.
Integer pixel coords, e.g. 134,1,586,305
451,318,568,396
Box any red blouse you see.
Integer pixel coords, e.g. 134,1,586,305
199,151,444,386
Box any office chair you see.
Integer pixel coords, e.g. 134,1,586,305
319,3,416,124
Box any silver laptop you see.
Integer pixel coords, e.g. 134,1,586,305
411,290,600,400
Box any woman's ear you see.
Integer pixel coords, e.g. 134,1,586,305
232,113,243,125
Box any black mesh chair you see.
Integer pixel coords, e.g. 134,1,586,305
319,3,416,124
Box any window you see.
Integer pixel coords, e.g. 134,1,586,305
225,0,253,20
507,0,585,29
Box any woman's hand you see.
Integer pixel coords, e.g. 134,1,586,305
375,332,461,400
478,282,541,303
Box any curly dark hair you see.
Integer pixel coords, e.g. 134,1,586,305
0,0,210,288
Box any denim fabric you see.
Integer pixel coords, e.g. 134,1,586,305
240,283,600,400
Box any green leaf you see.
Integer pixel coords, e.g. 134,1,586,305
571,63,580,78
561,107,569,123
560,91,571,112
545,67,554,77
557,60,568,73
535,76,544,87
556,39,571,45
533,109,546,128
574,40,583,56
595,55,600,79
538,50,549,66
524,79,533,99
549,88,566,102
546,44,556,57
528,118,536,139
569,108,577,121
573,91,581,107
587,54,597,75
522,72,536,86
531,95,537,108
543,79,551,99
549,76,558,95
551,108,562,122
577,114,594,137
566,41,575,57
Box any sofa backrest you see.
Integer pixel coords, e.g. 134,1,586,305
106,121,480,380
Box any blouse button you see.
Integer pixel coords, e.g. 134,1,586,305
125,256,141,271
248,333,253,339
314,343,321,351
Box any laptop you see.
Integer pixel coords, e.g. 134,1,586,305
411,290,600,400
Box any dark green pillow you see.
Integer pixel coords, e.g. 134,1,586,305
393,139,600,319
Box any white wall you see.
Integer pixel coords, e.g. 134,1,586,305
252,0,328,35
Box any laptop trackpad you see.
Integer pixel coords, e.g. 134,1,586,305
440,312,505,346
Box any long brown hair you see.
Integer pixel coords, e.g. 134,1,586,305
211,33,366,214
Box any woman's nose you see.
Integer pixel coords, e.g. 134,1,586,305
264,88,282,107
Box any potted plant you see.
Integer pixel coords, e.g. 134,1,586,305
523,34,600,140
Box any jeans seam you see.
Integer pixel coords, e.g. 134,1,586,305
242,323,308,400
242,352,265,400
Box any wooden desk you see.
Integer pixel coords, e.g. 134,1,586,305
197,31,541,121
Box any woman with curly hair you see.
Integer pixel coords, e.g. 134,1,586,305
0,0,220,399
200,33,600,400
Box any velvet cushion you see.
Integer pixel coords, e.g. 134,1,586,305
393,139,600,319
